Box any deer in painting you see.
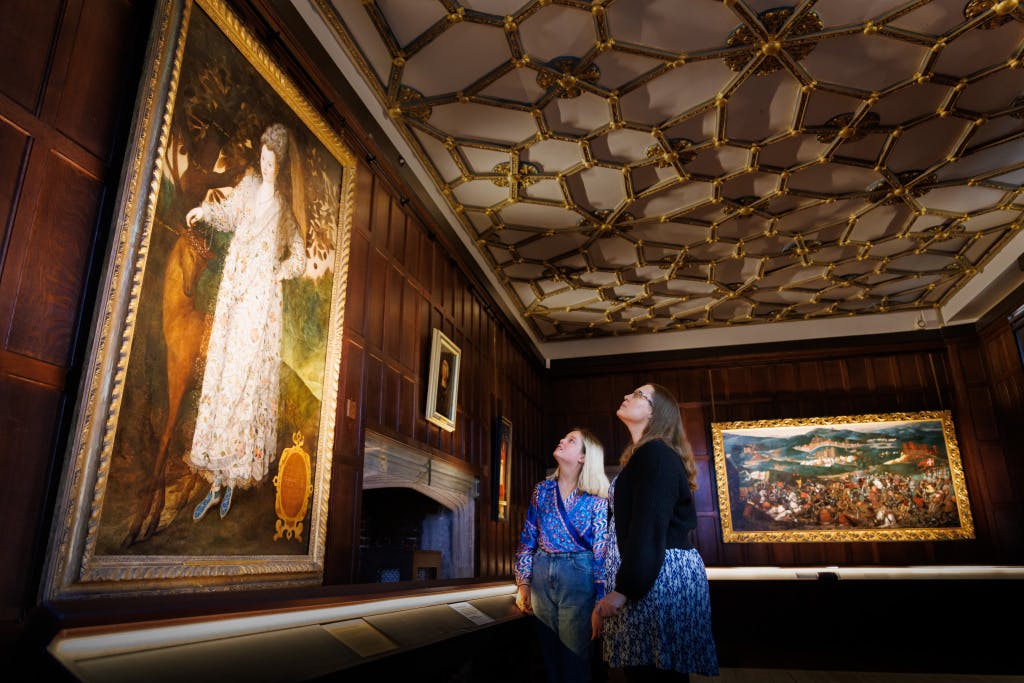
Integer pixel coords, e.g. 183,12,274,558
122,118,248,546
123,221,213,546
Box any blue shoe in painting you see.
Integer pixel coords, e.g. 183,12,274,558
218,486,233,519
193,487,221,522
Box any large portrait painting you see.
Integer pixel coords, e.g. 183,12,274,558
712,411,975,543
42,0,355,598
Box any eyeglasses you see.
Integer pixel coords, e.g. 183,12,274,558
631,389,653,408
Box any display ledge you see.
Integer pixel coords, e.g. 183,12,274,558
45,567,1024,680
705,564,1024,581
47,582,519,683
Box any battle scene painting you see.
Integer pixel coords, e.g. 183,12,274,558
712,411,974,543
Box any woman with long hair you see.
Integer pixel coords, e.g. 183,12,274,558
591,384,718,682
515,427,610,682
185,122,306,521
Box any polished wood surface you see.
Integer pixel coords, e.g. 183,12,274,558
0,0,151,629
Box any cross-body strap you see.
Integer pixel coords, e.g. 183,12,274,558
555,489,592,552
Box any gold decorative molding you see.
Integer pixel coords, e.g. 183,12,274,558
725,7,824,75
274,432,313,543
491,161,541,188
536,56,601,98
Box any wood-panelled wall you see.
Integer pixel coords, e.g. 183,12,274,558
328,156,545,583
545,321,1024,567
0,0,149,635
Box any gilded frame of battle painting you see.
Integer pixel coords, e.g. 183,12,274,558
711,411,975,543
42,0,356,599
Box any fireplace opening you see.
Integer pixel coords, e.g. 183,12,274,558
358,488,451,582
360,430,477,583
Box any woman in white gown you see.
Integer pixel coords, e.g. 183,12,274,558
185,123,305,521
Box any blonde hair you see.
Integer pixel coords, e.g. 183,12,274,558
620,383,698,491
549,427,610,498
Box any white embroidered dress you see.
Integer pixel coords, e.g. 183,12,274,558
188,172,305,489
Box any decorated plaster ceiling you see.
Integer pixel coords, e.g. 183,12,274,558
295,0,1024,359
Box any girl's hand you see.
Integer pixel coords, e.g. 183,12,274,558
515,584,532,614
591,608,603,639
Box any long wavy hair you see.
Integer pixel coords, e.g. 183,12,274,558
619,383,698,491
548,426,610,498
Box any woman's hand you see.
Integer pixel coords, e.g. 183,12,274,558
515,583,532,614
185,207,204,227
595,590,626,619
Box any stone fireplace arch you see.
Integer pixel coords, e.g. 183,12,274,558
362,430,476,579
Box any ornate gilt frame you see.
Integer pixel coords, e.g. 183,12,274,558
425,328,461,432
41,0,355,598
712,411,975,543
492,416,512,522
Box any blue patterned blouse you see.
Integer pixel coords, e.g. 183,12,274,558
514,478,609,599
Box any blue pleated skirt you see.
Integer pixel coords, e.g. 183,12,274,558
603,542,719,676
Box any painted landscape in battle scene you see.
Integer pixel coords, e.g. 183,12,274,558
718,416,971,537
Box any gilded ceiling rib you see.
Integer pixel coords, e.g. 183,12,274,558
317,0,1024,340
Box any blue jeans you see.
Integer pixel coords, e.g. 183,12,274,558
531,550,596,683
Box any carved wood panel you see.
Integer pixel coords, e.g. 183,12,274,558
0,0,148,627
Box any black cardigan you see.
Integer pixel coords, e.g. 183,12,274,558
612,438,696,601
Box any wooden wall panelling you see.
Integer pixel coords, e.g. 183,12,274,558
871,355,899,395
364,353,384,429
325,333,367,583
386,200,404,265
366,247,387,351
384,259,403,363
401,213,419,285
369,177,388,245
344,227,368,337
0,122,29,248
0,0,63,112
7,153,102,365
976,313,1024,560
399,372,416,439
944,338,998,557
416,231,433,295
414,284,431,446
985,335,1024,559
350,157,373,228
46,2,134,159
0,377,63,619
337,339,365,464
399,275,418,371
382,359,400,433
441,257,455,322
820,358,846,395
324,459,363,585
0,0,149,635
